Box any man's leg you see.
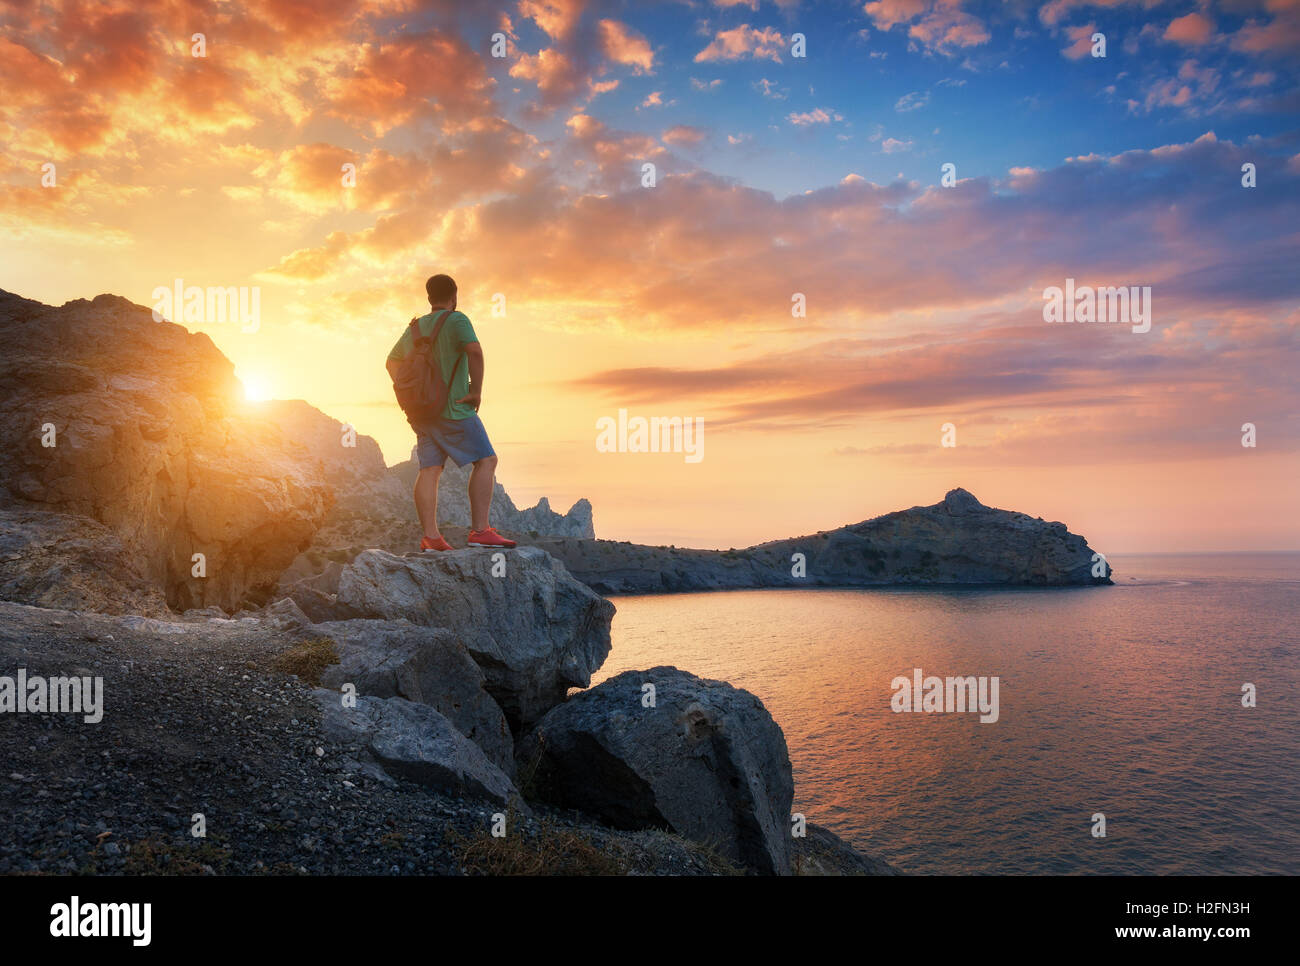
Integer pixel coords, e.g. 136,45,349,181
467,454,498,532
414,464,443,539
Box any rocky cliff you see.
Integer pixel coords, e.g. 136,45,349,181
0,291,332,612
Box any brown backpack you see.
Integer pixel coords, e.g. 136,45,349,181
390,309,455,427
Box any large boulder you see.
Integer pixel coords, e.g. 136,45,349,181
0,290,334,612
316,691,523,809
311,618,514,775
335,546,614,729
517,666,795,875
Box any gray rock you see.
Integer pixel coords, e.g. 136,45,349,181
277,579,360,624
791,824,902,876
517,666,794,875
0,507,171,616
312,619,514,775
942,487,984,513
262,597,312,629
335,546,614,729
316,691,523,809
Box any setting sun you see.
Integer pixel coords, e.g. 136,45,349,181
239,372,273,403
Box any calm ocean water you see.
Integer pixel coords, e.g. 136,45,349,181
599,553,1300,875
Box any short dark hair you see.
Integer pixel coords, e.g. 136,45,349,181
426,274,457,305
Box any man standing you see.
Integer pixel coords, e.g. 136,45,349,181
386,274,516,551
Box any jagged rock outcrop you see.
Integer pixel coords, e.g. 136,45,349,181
330,546,614,729
309,618,515,775
316,691,523,808
389,453,595,538
509,495,595,540
0,290,333,612
531,488,1112,594
517,666,795,875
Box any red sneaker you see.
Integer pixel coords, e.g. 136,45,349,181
467,526,517,548
420,535,454,552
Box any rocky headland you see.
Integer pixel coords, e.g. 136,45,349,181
526,486,1113,595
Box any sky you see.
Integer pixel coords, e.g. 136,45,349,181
1,0,1298,552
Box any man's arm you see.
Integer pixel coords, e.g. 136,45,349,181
459,341,484,410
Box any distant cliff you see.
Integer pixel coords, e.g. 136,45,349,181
527,488,1112,594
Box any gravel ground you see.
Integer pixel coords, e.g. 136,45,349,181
0,601,742,876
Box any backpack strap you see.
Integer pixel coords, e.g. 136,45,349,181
428,308,453,343
410,309,450,342
429,309,467,383
409,309,463,387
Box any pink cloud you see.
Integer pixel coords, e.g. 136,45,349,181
1164,12,1215,46
695,24,786,63
1231,8,1300,55
518,0,588,41
1062,24,1097,60
787,107,843,126
663,125,709,146
864,0,990,55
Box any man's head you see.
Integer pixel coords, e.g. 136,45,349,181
426,274,457,309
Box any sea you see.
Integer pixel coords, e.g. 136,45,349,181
598,552,1300,874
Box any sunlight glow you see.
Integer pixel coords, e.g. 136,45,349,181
240,373,273,403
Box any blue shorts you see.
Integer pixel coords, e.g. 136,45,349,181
415,414,496,469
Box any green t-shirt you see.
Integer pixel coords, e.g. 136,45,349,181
387,310,478,421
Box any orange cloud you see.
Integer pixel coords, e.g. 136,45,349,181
662,125,708,146
325,30,496,134
598,19,654,73
518,0,588,41
864,0,990,54
695,24,786,63
511,47,586,103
